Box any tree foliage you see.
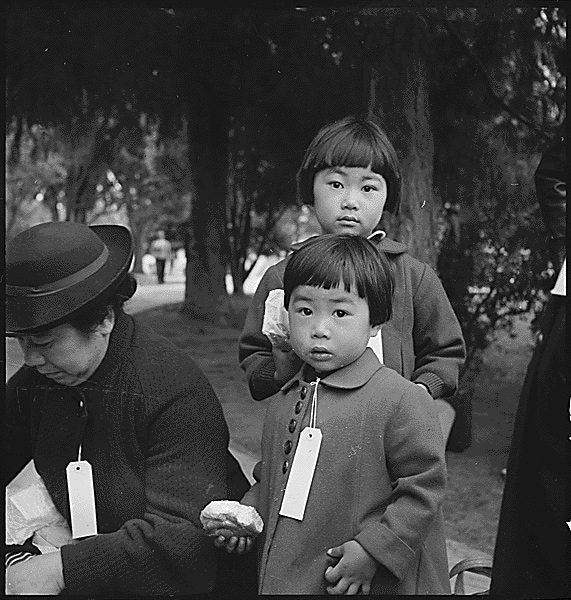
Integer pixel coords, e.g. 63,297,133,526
6,123,64,239
429,5,565,362
89,121,191,272
5,5,566,359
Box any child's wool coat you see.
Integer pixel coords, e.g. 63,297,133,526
239,234,466,402
243,349,450,595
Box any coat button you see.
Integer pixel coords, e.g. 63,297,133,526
295,401,303,414
282,460,289,474
284,440,292,454
288,418,297,433
300,386,307,400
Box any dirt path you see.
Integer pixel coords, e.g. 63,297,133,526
443,316,534,554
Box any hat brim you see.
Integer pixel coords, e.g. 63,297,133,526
6,225,134,336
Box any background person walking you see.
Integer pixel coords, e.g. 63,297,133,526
149,230,172,284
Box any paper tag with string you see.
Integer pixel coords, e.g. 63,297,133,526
66,444,98,538
279,379,322,521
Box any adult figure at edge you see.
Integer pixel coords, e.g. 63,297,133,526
4,221,256,595
490,136,569,598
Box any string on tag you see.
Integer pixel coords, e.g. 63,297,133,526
309,377,320,428
280,377,323,520
75,393,88,462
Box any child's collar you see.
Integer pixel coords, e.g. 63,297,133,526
290,231,407,255
367,230,386,241
280,348,386,393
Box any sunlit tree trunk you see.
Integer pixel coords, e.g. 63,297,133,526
125,204,153,275
365,15,440,267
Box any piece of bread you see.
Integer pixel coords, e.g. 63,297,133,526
200,500,263,537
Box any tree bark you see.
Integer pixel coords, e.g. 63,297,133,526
365,16,439,267
126,210,152,275
180,85,230,323
66,122,115,223
7,116,23,169
179,10,234,323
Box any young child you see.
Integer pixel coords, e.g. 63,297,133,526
238,116,466,420
211,235,450,594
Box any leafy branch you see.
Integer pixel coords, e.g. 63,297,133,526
442,17,555,143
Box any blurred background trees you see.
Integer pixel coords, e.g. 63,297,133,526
5,5,566,365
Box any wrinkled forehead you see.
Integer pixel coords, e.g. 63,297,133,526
15,325,64,342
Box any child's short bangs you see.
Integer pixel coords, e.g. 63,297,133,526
319,129,390,176
297,116,401,214
283,234,394,326
291,252,363,300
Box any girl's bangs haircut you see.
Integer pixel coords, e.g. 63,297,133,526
284,235,393,326
318,128,391,180
297,117,401,214
289,249,365,299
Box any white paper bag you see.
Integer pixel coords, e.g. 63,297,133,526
6,460,72,551
262,289,292,351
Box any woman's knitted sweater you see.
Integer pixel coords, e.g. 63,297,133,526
5,312,251,595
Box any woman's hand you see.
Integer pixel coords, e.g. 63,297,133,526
5,551,65,595
324,541,377,595
203,523,254,555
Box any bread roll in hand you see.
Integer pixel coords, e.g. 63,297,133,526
200,500,263,538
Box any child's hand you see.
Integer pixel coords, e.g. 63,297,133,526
203,522,254,554
324,541,377,595
272,345,303,384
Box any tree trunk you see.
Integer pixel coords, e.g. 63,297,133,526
180,86,230,323
180,10,234,324
66,122,115,223
7,116,23,170
365,16,439,267
130,218,150,274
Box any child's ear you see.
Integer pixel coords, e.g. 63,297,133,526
369,324,381,338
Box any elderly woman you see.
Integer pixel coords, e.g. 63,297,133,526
5,222,255,595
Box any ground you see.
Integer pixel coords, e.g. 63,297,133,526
136,293,534,558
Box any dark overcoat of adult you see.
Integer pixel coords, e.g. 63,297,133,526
490,138,569,598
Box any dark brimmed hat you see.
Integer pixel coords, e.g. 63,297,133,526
6,222,134,336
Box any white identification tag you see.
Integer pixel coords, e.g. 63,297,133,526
66,460,98,538
279,427,322,520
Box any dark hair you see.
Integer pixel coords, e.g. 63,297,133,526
67,273,138,333
296,115,402,215
283,234,394,326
